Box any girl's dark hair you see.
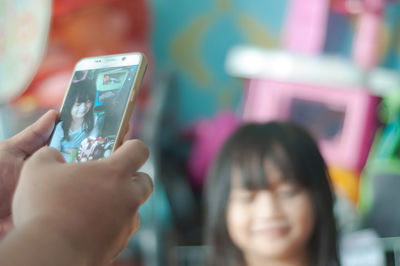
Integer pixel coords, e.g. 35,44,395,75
60,79,96,140
205,122,339,266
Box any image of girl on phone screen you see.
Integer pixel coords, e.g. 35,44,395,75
50,79,98,162
205,122,339,266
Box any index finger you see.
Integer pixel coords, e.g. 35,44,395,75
105,139,149,175
8,110,58,157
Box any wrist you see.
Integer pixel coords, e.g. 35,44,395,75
8,218,90,266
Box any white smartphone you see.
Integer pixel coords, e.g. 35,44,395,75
49,52,147,162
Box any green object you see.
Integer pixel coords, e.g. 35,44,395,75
359,118,400,216
361,88,400,214
379,89,400,124
69,149,78,163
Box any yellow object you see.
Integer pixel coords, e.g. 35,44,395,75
15,95,38,113
329,167,360,205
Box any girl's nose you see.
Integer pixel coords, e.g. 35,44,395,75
253,191,282,218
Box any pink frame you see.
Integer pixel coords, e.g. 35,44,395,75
242,79,380,171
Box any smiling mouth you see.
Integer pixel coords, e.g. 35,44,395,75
252,227,290,237
74,113,86,118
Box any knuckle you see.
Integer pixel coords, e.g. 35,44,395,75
130,174,153,203
130,139,150,158
139,172,154,193
131,213,141,234
104,160,126,179
127,198,140,213
121,187,140,213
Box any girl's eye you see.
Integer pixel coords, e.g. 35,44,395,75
276,184,301,198
231,190,256,203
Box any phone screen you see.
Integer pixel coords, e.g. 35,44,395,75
49,59,143,163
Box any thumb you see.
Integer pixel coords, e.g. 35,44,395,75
8,110,58,157
30,146,66,165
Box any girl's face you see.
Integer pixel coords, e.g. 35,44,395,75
71,99,92,120
226,160,315,263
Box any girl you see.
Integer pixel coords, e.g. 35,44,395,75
205,122,339,266
50,79,97,162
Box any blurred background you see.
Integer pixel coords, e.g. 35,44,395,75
3,0,400,265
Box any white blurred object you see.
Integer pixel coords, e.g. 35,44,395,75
340,229,385,266
334,196,362,234
225,46,400,98
0,0,51,103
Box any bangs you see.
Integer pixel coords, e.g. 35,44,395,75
230,143,298,190
216,122,325,192
75,90,91,103
70,79,95,104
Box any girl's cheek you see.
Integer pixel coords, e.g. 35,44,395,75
226,201,251,247
281,192,315,233
228,203,248,221
227,200,248,225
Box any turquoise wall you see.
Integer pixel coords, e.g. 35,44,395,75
149,0,400,127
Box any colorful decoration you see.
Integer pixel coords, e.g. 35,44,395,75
0,0,51,103
330,166,360,204
186,111,239,187
16,0,152,109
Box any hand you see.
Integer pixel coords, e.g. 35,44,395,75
0,110,57,239
12,139,153,266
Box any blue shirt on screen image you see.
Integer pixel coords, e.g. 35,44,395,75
49,121,98,162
